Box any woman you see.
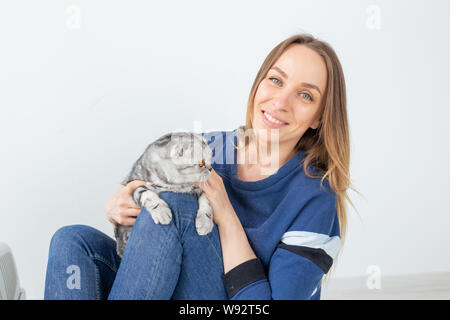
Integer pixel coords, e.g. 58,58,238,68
44,33,355,300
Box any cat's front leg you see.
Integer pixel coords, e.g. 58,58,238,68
133,187,172,225
195,192,214,235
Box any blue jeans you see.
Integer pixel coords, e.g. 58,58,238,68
44,192,228,299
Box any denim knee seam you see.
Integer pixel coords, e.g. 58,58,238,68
144,228,181,299
93,255,119,273
179,217,194,242
179,218,222,262
93,262,101,300
206,228,223,262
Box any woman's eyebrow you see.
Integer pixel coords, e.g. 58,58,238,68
270,65,322,96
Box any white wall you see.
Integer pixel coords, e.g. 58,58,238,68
1,0,449,299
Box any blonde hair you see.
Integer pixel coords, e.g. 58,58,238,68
237,33,360,288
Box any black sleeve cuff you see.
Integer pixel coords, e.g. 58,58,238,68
221,258,267,298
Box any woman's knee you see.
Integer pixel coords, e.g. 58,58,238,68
49,224,98,255
158,192,199,220
131,192,199,239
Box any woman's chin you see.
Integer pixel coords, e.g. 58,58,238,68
253,129,282,144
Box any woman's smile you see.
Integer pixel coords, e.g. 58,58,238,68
261,110,289,128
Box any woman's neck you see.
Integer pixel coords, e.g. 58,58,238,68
237,135,297,177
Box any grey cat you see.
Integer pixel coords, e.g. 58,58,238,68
114,131,214,258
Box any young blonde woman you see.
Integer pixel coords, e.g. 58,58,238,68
44,33,354,300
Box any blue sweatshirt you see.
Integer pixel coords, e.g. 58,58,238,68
202,128,341,300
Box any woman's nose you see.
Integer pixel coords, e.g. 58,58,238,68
274,86,297,108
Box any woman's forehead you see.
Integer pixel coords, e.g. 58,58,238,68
272,44,327,92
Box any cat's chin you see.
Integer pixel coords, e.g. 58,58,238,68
198,173,211,183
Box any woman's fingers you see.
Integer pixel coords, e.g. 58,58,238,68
124,208,141,217
126,180,147,192
106,180,147,226
122,195,140,209
116,216,137,226
197,170,218,192
122,180,147,208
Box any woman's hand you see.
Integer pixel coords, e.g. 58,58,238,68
194,169,235,227
105,180,147,226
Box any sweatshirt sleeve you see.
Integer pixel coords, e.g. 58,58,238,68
221,190,341,300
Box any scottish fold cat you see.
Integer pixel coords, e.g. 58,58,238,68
114,131,214,258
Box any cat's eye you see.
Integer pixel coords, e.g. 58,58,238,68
199,159,205,167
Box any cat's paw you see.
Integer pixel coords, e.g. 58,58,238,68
195,210,214,235
145,201,172,225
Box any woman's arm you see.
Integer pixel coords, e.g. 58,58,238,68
194,169,256,273
216,208,257,274
195,169,271,299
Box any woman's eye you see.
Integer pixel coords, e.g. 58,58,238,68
269,77,281,85
299,92,313,102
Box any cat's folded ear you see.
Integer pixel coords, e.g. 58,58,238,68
154,133,173,146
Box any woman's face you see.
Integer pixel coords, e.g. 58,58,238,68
252,44,328,148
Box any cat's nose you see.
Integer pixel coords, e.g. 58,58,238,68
199,159,212,171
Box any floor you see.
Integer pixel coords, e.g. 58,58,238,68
321,271,450,300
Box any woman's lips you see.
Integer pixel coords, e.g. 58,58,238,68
261,110,288,128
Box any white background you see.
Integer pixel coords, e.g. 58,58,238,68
1,0,449,299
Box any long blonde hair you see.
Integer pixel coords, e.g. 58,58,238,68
238,33,360,285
